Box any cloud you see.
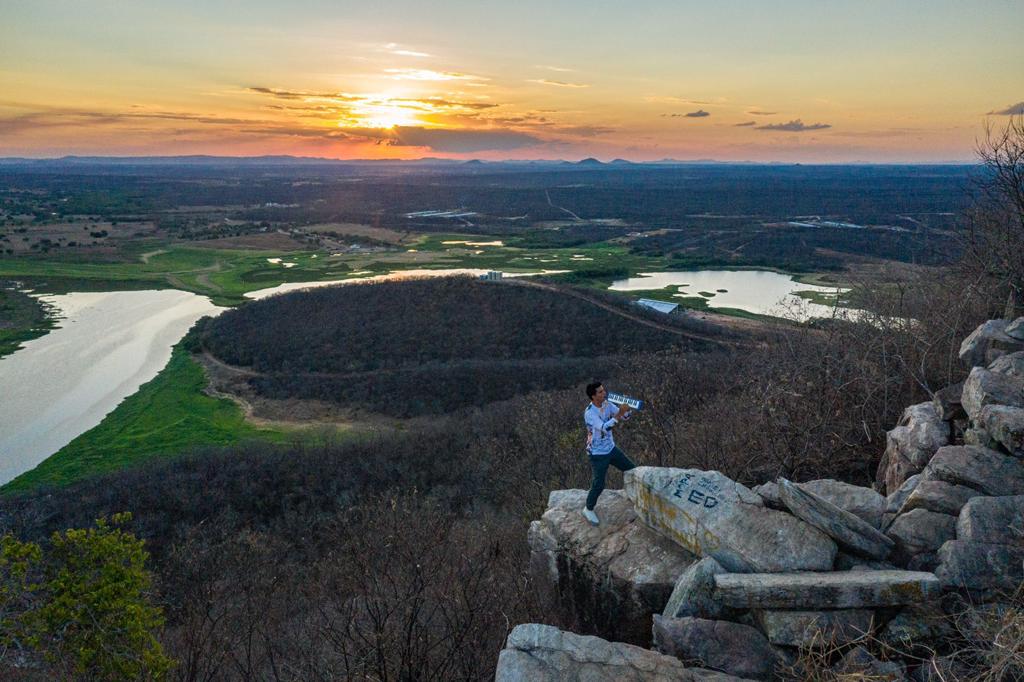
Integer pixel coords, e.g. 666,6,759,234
755,119,831,132
356,126,544,152
734,121,756,127
384,69,487,82
247,87,356,101
988,102,1024,115
527,79,590,88
536,65,574,73
685,109,710,118
747,110,777,116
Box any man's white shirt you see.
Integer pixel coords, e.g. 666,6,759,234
584,401,619,456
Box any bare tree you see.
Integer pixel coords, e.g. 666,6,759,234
962,115,1024,319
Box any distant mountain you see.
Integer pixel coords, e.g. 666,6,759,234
576,157,604,166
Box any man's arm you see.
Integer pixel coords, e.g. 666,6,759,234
586,407,617,433
612,402,633,420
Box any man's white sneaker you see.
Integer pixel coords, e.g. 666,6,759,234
582,508,600,526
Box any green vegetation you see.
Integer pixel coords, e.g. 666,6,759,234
1,514,171,680
2,347,285,493
0,288,56,358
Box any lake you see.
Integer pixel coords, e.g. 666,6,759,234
609,269,846,319
0,289,222,485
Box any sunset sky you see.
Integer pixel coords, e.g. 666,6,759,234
2,1,1022,162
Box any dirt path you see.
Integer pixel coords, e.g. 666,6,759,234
139,249,168,263
545,189,583,222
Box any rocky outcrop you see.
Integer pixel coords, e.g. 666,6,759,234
495,624,750,681
935,540,1024,595
959,318,1024,367
528,489,695,645
932,381,965,421
897,480,980,516
663,557,731,620
979,405,1024,456
755,479,885,528
877,403,950,495
625,467,836,572
990,350,1024,379
652,616,776,680
711,571,941,610
777,478,893,559
956,495,1024,544
886,509,956,569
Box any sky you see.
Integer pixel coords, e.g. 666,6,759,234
1,0,1022,162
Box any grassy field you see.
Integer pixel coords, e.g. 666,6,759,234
1,346,288,494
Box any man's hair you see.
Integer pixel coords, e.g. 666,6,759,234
586,381,603,399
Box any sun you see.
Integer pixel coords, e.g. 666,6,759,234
339,96,422,129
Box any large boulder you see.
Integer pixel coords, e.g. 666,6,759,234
886,509,957,568
959,319,1024,367
652,616,776,680
923,445,1024,496
883,475,922,531
956,495,1024,545
961,366,1024,422
876,403,949,495
528,489,695,646
898,480,980,516
754,480,885,528
878,602,955,650
979,405,1024,457
990,350,1024,380
495,624,749,682
624,467,836,573
778,478,893,559
935,540,1024,595
711,570,941,609
753,609,874,648
1005,316,1024,341
832,646,907,681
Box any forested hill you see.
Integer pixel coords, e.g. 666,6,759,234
192,276,703,415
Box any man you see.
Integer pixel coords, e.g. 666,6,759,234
582,381,636,525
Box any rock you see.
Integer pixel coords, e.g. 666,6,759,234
886,475,922,514
832,646,907,681
990,350,1024,379
528,489,695,646
886,509,956,564
624,467,836,573
961,367,1024,423
750,482,782,508
924,445,1024,495
956,495,1024,545
933,382,965,421
495,623,748,682
652,616,776,680
876,403,949,495
1007,316,1024,340
664,557,731,620
935,539,1024,594
899,480,980,516
753,609,874,647
833,553,898,571
754,480,884,528
979,405,1024,457
778,478,893,559
711,570,941,610
879,602,955,649
959,319,1024,367
964,427,995,448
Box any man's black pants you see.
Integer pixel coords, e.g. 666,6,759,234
586,446,636,510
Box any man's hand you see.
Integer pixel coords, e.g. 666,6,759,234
616,403,633,418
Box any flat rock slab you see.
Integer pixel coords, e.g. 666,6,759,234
712,570,941,609
979,405,1024,457
956,495,1024,545
528,489,695,646
898,480,980,516
756,479,884,528
962,367,1024,422
936,539,1024,594
753,609,875,648
495,624,750,682
778,478,893,559
652,616,776,680
625,467,836,573
924,445,1024,496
